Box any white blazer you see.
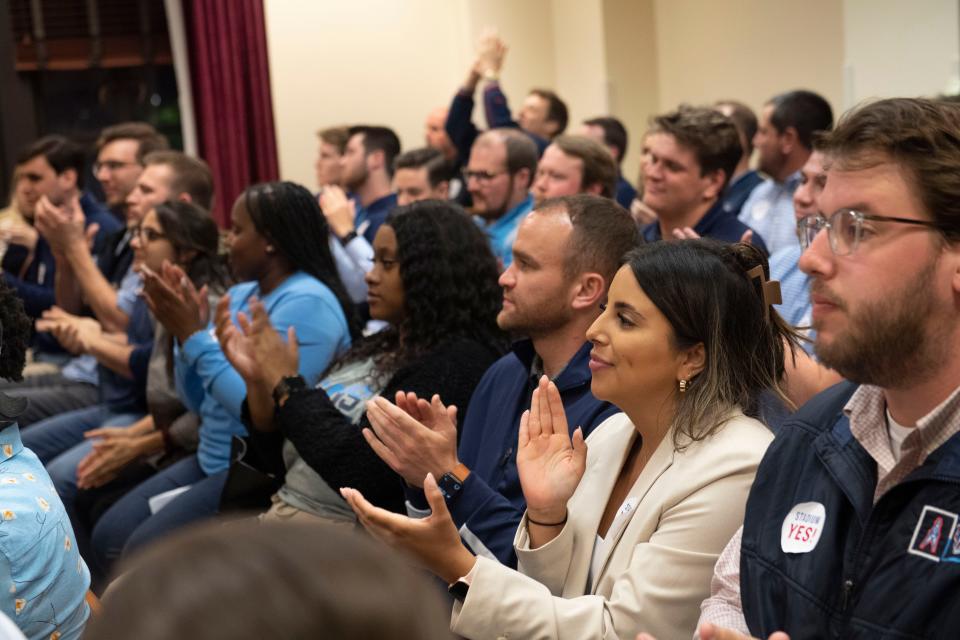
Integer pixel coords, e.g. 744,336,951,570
450,410,773,640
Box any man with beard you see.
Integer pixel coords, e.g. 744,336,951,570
320,126,399,310
738,90,833,256
466,128,537,268
646,97,960,640
363,194,637,568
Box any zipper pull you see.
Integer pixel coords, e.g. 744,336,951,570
841,579,854,612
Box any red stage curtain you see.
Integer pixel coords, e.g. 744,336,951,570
185,0,279,226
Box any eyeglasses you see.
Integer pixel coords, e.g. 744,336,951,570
797,208,952,256
132,224,167,243
464,169,507,183
93,160,137,174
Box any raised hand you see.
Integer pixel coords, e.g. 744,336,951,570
476,28,507,76
516,375,587,525
319,186,356,239
214,294,258,383
34,195,86,254
140,261,209,342
363,391,459,488
243,296,299,392
341,472,477,584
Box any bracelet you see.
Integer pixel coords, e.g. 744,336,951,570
338,230,358,246
527,511,567,527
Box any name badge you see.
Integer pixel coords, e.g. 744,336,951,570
781,501,826,553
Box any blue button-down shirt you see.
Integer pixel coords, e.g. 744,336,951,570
769,244,815,354
0,423,89,640
475,194,534,269
738,171,802,256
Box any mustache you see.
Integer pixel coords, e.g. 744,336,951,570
809,281,847,311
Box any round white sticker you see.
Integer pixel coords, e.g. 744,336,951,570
781,501,826,554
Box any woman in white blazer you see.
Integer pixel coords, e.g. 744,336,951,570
342,239,800,640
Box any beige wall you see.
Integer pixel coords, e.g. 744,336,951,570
264,1,956,189
843,0,960,108
652,0,844,120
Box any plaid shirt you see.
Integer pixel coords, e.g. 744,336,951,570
697,383,960,637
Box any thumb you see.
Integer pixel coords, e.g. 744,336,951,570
85,223,100,245
286,325,299,354
572,427,588,464
423,472,452,519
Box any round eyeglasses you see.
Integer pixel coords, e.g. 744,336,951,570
797,208,951,256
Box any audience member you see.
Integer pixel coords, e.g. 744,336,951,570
345,239,799,640
89,182,357,574
690,97,960,639
93,122,169,220
531,135,618,206
0,281,90,640
34,201,229,582
11,150,208,429
768,147,825,346
320,125,400,308
641,106,767,252
84,520,453,640
739,90,833,255
581,116,637,208
217,200,505,521
445,30,567,164
466,128,537,268
715,100,764,218
2,136,119,319
0,166,30,227
314,126,349,189
366,195,635,567
393,147,454,206
425,106,458,165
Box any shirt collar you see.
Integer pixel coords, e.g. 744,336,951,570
481,194,534,232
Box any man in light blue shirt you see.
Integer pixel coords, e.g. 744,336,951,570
740,90,833,255
466,129,538,268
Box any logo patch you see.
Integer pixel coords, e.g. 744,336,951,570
781,501,826,553
908,505,958,562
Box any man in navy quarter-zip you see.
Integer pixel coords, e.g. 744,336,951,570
363,195,638,569
647,97,960,640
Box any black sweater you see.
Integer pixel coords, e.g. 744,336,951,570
276,337,502,514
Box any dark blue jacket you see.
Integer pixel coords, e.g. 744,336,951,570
3,192,120,319
741,381,960,639
407,340,619,567
615,173,637,210
642,199,769,254
721,170,764,219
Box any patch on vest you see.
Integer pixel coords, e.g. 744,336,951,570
908,505,959,562
781,501,826,553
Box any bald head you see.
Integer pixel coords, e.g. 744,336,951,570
425,106,456,161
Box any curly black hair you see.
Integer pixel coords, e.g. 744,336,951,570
0,281,32,382
344,200,506,375
243,181,361,340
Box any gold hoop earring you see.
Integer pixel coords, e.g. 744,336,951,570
679,379,688,393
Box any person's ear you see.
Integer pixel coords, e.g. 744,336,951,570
177,193,193,204
584,182,604,197
570,272,606,311
678,342,706,381
701,169,726,201
59,168,78,191
515,167,532,191
780,126,800,155
367,149,385,173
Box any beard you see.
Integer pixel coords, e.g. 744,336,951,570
497,292,572,339
813,257,948,388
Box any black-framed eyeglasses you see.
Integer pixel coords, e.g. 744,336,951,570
797,208,952,256
464,169,507,183
93,160,137,175
132,224,167,244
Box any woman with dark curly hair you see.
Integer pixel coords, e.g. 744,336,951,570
217,199,506,520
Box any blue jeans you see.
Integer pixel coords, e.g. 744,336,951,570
90,455,228,577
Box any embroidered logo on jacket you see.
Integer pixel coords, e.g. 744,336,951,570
908,505,959,562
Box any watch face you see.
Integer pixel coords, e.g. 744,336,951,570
438,473,463,500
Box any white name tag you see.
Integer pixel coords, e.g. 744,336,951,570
781,501,826,553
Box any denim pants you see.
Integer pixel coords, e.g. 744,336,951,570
89,455,228,578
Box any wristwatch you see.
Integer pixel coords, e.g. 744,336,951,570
337,230,358,246
437,462,471,500
272,375,307,410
